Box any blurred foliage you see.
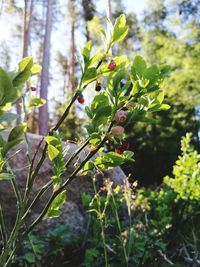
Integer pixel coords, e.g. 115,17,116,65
54,101,84,141
52,0,200,185
82,134,200,266
164,133,200,201
12,225,81,266
11,134,200,266
120,0,200,185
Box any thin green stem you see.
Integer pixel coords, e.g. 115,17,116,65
22,138,90,221
0,165,23,265
0,203,7,248
64,138,90,167
111,193,128,266
23,121,113,236
23,137,44,202
92,178,108,267
23,49,107,205
27,232,41,267
22,95,31,164
0,52,108,265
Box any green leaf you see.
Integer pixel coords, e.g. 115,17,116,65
89,133,101,146
23,252,36,263
131,81,140,96
13,57,34,87
30,64,42,74
0,113,18,123
111,14,129,44
47,144,60,161
123,151,134,161
0,67,16,105
47,191,66,218
139,116,157,124
82,40,92,64
0,135,5,147
51,175,62,186
159,64,171,79
83,161,95,174
85,106,93,119
19,57,33,72
0,173,14,180
82,192,92,206
85,248,99,262
95,152,125,170
158,104,171,110
47,210,62,218
92,106,112,128
28,97,46,109
108,68,126,96
82,67,97,85
144,65,159,83
45,136,59,146
90,93,109,113
157,91,164,104
131,56,147,81
2,138,24,157
8,123,27,142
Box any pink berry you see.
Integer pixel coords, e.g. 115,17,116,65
111,126,124,138
114,110,127,124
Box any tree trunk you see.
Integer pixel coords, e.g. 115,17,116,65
16,0,34,124
68,18,76,92
39,0,53,135
107,0,113,55
107,0,113,22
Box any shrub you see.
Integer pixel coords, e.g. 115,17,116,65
0,14,170,266
82,134,200,266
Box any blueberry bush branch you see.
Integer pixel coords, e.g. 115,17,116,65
0,14,170,266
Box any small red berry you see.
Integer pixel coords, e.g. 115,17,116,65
115,147,124,154
30,86,37,92
77,95,85,104
108,60,117,70
95,84,102,92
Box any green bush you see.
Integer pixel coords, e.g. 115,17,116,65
82,134,200,266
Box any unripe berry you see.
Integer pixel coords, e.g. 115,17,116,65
111,126,124,138
95,83,102,92
108,60,116,70
77,95,85,104
114,110,127,124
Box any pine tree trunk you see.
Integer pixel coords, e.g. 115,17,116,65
39,0,53,135
107,0,113,55
16,0,34,124
69,19,76,92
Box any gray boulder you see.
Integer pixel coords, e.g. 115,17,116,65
0,132,126,234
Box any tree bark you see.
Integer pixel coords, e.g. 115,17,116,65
39,0,53,135
107,0,113,55
16,0,34,124
68,18,76,92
